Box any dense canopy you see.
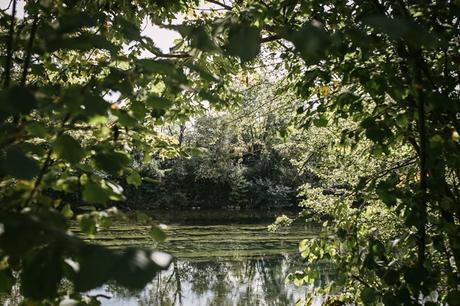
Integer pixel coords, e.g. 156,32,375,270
0,0,459,305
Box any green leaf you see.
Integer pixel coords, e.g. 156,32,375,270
115,16,141,40
78,214,98,237
403,266,425,286
2,147,40,180
55,176,79,193
149,226,166,242
73,245,114,291
364,16,411,40
336,92,360,107
21,247,62,300
57,12,97,34
363,15,441,48
361,117,392,143
376,174,399,206
111,248,171,289
198,90,222,104
61,204,74,218
94,151,130,175
126,171,142,187
446,290,460,306
151,108,166,119
376,183,397,206
336,228,347,239
289,22,330,64
136,59,176,74
146,95,173,109
25,122,47,138
131,101,148,120
53,134,85,164
382,293,398,305
169,24,217,52
313,115,328,127
226,24,261,62
48,33,119,53
83,94,109,117
383,269,400,286
189,25,217,51
82,181,109,204
0,268,14,294
361,287,377,305
113,109,138,128
186,64,219,82
0,86,37,117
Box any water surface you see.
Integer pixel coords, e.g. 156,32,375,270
84,210,323,305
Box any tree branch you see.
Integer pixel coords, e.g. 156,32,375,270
351,274,373,288
261,34,281,43
152,51,190,59
3,0,17,88
23,114,71,207
413,49,428,269
204,0,232,10
21,15,39,86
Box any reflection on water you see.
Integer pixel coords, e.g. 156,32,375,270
87,210,326,305
1,210,332,306
93,256,308,306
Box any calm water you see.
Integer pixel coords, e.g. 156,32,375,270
1,210,332,306
83,210,327,306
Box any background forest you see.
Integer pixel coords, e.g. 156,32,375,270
0,0,459,305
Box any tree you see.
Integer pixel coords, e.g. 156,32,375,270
0,0,235,303
208,0,458,304
160,0,459,303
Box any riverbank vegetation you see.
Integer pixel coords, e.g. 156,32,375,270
0,0,459,305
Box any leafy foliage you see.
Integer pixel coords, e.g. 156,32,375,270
0,0,459,304
0,0,230,303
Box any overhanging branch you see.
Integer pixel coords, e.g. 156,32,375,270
261,35,281,43
204,0,232,10
152,51,190,59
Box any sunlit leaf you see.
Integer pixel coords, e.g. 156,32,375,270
149,226,166,242
126,171,142,187
82,181,109,204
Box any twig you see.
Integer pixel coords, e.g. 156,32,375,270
415,52,427,268
351,274,373,288
261,35,280,43
0,0,13,12
204,0,232,10
23,114,71,207
90,294,111,299
3,0,17,88
21,15,40,86
152,51,190,59
369,156,417,182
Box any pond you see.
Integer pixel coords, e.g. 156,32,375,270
82,210,328,306
1,210,332,306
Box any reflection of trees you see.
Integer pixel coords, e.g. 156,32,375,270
189,261,220,295
91,254,334,305
131,255,305,305
172,260,183,305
